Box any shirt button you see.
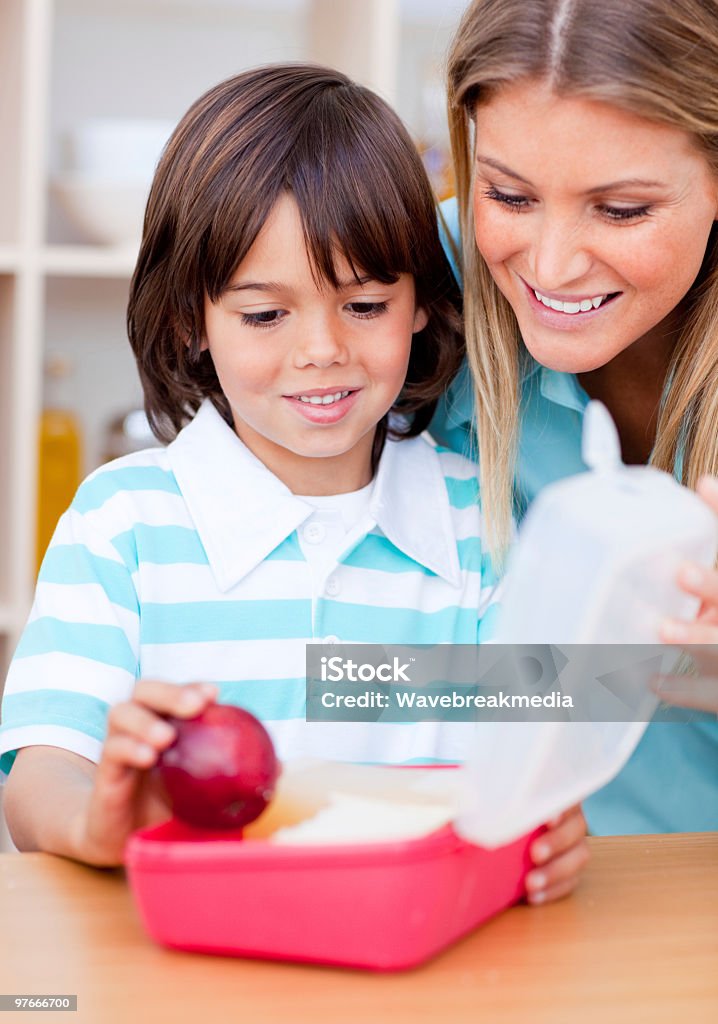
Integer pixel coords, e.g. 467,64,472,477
324,635,340,645
325,576,341,596
303,522,326,544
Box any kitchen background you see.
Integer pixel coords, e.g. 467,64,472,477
0,0,468,847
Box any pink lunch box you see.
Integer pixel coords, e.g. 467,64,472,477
124,817,537,972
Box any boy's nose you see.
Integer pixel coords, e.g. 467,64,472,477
294,318,349,368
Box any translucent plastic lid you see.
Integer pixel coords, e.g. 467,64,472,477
454,402,718,847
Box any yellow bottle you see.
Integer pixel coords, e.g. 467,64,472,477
36,356,83,575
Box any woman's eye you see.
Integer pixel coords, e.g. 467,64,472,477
483,186,532,212
346,301,389,318
240,309,286,328
599,205,652,222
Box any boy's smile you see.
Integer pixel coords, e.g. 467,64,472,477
283,386,361,425
202,194,427,495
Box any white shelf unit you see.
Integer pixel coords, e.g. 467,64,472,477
41,244,138,277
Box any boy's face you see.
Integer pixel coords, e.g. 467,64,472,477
202,194,427,494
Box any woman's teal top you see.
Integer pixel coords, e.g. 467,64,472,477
432,197,718,835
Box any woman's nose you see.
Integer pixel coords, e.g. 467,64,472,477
529,214,593,292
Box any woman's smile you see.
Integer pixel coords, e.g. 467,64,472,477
521,277,622,330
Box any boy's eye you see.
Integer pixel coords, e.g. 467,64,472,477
346,301,389,318
240,309,286,328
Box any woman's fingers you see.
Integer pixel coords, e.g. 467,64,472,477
526,875,582,906
667,561,718,628
652,672,718,713
530,804,586,865
525,804,589,905
668,476,718,631
661,620,718,644
525,838,590,904
696,474,718,515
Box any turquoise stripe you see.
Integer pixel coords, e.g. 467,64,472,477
478,602,500,642
480,551,498,586
317,601,478,644
265,533,304,561
141,599,312,644
141,598,478,645
111,530,138,574
342,534,488,577
113,525,208,568
110,526,303,570
445,476,480,510
216,678,306,720
14,619,137,674
73,466,180,514
0,690,110,741
39,545,139,614
456,538,491,575
0,750,17,775
342,535,436,575
394,757,460,766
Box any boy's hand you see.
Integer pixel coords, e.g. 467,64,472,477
525,804,589,904
75,680,218,866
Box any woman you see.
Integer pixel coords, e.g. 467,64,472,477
432,0,718,834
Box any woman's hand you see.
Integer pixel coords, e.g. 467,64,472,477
525,803,589,904
656,475,718,714
76,679,218,866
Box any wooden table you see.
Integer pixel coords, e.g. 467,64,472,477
1,834,716,1024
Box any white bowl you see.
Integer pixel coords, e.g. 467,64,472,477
52,175,150,246
69,118,176,183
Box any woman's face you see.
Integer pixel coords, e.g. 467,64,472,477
472,78,718,373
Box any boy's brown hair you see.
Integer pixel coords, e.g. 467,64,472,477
127,63,464,452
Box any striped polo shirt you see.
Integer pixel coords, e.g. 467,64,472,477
0,400,499,775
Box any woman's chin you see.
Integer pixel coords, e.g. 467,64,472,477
521,334,616,375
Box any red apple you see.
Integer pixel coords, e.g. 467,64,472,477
156,704,279,830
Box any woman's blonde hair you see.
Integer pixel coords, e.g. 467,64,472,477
447,0,718,559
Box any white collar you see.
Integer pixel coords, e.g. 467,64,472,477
167,400,462,592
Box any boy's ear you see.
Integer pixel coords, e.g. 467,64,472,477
174,316,209,355
183,331,208,354
413,306,429,333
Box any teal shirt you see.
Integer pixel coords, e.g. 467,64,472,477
433,197,718,836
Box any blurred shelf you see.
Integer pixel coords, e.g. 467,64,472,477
0,605,19,634
41,244,137,277
0,246,21,273
62,0,307,14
